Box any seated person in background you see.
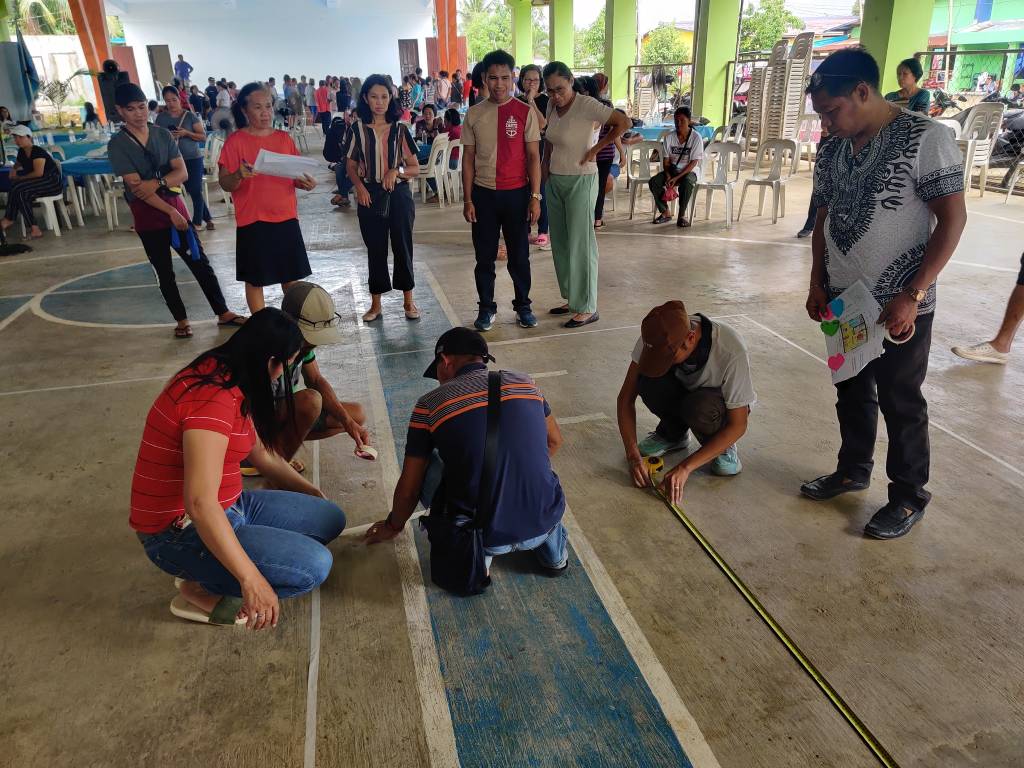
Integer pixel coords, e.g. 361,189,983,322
884,58,930,114
148,100,159,123
364,328,569,578
1008,83,1023,106
324,112,354,207
648,107,703,227
0,125,63,240
415,104,443,150
83,101,101,128
443,107,462,167
131,308,346,628
617,301,755,504
243,282,372,475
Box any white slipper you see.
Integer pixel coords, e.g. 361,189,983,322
951,341,1009,365
169,594,248,626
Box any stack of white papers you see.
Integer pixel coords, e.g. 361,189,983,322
252,148,321,179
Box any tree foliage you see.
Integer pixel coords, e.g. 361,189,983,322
574,8,605,70
39,68,91,126
11,0,77,35
739,0,804,53
459,0,548,64
641,24,690,66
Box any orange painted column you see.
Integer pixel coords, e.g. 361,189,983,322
67,0,113,122
434,0,457,72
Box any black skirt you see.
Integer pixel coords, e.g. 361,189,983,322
235,218,311,287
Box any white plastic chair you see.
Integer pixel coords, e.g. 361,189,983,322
957,102,1005,196
203,136,233,211
443,139,463,203
21,158,74,237
418,134,449,207
1003,156,1024,203
100,175,123,231
736,138,798,223
627,140,665,219
49,145,66,161
689,141,742,228
794,114,820,173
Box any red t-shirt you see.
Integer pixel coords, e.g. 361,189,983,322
218,129,300,228
315,86,330,113
129,362,255,534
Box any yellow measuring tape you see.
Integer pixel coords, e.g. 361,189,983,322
644,456,900,768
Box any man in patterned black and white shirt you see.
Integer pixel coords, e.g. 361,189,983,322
800,48,966,539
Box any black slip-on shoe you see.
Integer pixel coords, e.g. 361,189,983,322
864,504,925,540
539,560,569,577
800,472,870,500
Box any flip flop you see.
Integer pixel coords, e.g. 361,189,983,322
170,594,247,626
174,325,193,339
217,316,247,327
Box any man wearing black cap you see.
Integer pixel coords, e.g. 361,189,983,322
108,82,243,338
616,301,755,504
364,328,569,577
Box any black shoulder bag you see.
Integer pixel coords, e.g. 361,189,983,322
420,371,502,596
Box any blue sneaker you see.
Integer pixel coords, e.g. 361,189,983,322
474,310,495,332
711,445,742,476
517,309,538,328
638,431,691,458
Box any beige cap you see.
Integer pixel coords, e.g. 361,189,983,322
281,282,344,346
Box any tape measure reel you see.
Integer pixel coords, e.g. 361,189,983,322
645,456,664,478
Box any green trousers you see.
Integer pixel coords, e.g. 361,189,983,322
546,173,599,314
649,171,697,217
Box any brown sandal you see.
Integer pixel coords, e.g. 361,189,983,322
174,325,193,339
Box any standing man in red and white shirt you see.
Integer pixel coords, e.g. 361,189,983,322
462,49,542,331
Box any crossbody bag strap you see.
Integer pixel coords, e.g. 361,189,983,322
474,370,502,530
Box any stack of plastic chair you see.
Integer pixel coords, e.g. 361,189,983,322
957,102,1005,196
745,67,769,156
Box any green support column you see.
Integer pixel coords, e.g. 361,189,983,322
549,0,574,67
605,0,637,103
859,0,932,95
691,0,741,128
510,0,533,67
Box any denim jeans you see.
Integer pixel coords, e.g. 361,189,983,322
183,156,212,226
419,451,568,569
334,163,353,196
139,490,346,599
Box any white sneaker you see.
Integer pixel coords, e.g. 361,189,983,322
951,341,1009,365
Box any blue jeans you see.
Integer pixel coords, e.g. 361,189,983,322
419,452,568,569
335,163,353,196
183,156,211,226
139,490,346,599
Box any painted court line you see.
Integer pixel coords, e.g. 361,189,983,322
560,506,722,768
358,313,461,768
424,260,720,765
0,374,171,397
304,442,323,768
968,209,1024,225
0,300,32,334
736,314,1024,482
557,412,608,425
528,370,569,379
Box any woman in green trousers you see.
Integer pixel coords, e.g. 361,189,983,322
541,62,630,328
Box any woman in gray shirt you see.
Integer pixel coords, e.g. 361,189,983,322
156,85,214,230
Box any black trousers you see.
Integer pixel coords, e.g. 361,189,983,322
835,311,933,511
649,171,697,216
471,184,532,312
357,182,415,295
637,373,725,442
137,226,229,321
319,112,332,136
595,158,613,221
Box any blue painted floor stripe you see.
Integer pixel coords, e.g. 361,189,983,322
0,295,31,324
364,277,692,767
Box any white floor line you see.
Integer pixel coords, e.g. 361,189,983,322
358,308,460,768
419,262,462,327
0,234,236,267
303,442,322,768
560,506,722,768
556,412,608,425
736,314,1024,482
947,259,1019,273
968,209,1024,224
528,370,569,379
0,374,171,398
0,300,32,334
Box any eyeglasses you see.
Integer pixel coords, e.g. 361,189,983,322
297,312,342,329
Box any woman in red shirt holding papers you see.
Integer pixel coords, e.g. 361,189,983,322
218,82,317,314
130,308,346,629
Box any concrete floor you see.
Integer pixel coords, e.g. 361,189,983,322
1,141,1022,768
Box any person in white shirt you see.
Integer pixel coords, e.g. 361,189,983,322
648,106,702,227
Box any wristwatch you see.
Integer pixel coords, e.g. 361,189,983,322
531,192,543,201
905,287,927,303
158,176,167,189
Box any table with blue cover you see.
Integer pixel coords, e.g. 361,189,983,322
59,156,115,219
636,123,716,142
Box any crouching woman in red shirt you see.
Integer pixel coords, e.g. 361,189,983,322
130,308,346,628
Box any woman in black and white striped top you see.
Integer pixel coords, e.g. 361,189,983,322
346,74,421,322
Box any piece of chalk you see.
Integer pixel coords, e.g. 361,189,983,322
355,445,378,461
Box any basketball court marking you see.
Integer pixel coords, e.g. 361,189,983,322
304,441,323,768
556,412,609,425
736,314,1024,481
421,262,721,765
